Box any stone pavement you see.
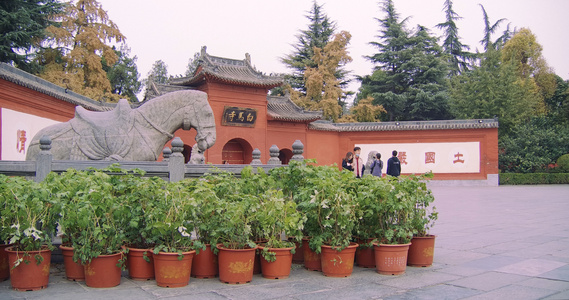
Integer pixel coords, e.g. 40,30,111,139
1,185,569,300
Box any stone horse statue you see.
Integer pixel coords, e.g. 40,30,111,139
26,90,216,162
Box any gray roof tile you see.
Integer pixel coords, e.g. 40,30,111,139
309,119,499,132
267,95,322,122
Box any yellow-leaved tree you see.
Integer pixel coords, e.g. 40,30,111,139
39,0,125,102
289,31,352,122
501,28,556,113
338,96,386,123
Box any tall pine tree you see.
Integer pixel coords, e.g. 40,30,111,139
358,0,450,121
0,0,63,72
435,0,472,76
281,1,337,94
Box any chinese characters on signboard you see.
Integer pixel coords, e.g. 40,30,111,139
16,129,27,154
222,106,257,128
355,142,479,174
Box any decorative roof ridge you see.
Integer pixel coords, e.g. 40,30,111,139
170,46,283,87
309,119,499,132
0,63,115,111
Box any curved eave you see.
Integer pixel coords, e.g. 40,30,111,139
171,68,283,89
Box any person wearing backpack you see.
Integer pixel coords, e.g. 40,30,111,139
370,152,383,177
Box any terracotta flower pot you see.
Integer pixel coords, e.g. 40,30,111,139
0,243,14,281
253,239,266,275
126,247,154,280
6,246,52,291
290,239,303,264
355,238,375,268
59,245,85,281
217,243,256,284
153,249,195,288
258,246,294,279
302,238,321,271
192,244,218,278
374,243,411,275
320,243,358,277
84,252,123,288
407,235,436,267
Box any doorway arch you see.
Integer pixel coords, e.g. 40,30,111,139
222,138,253,164
279,148,293,165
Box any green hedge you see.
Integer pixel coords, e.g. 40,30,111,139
499,173,569,185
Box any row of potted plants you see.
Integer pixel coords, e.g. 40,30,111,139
0,160,437,290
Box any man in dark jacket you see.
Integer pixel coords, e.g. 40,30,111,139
386,150,401,177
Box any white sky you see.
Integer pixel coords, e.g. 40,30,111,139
97,0,569,101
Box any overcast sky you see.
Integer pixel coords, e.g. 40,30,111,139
97,0,569,101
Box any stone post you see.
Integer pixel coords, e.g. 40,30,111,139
291,140,304,162
168,137,185,182
35,136,53,182
267,145,281,165
250,148,262,165
162,147,172,162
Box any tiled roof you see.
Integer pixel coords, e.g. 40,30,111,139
0,63,114,112
267,95,322,122
309,119,499,132
169,46,284,88
142,81,193,102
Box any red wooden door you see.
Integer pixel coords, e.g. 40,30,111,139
222,141,244,164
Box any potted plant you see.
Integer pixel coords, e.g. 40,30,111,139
0,175,59,291
350,175,391,268
407,173,438,267
272,160,323,271
373,176,415,276
210,169,258,284
184,176,222,279
147,180,203,288
65,167,128,288
121,173,163,281
300,165,359,277
255,188,305,279
43,169,87,282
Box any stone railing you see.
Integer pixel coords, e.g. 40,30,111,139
0,136,305,182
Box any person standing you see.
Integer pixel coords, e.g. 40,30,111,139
352,147,365,178
386,150,401,177
370,152,383,177
342,152,354,171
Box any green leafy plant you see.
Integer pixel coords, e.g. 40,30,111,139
255,189,305,262
406,173,438,237
296,165,357,253
0,175,59,267
147,180,203,257
350,175,391,247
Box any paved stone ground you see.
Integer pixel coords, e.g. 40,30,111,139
1,185,568,300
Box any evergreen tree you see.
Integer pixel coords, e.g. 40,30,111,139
145,60,169,85
479,4,509,51
38,0,125,102
405,26,451,120
449,47,540,135
281,1,337,93
103,45,141,102
0,0,63,72
184,52,200,77
435,0,472,76
358,1,450,121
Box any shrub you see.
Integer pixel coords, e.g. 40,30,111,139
499,173,569,185
557,154,569,172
